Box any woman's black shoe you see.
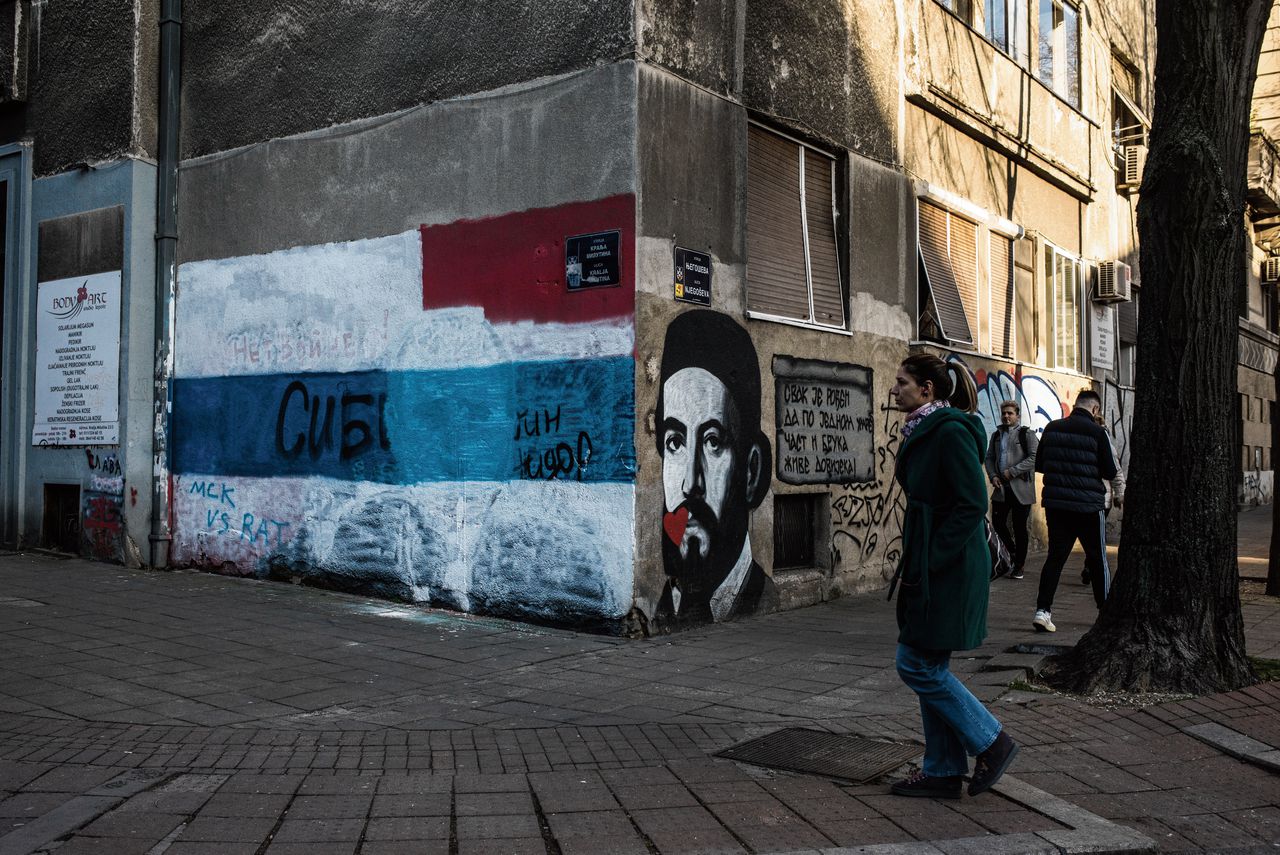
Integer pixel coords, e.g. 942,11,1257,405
969,731,1018,796
890,770,962,799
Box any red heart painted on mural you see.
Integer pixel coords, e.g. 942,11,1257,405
663,507,689,545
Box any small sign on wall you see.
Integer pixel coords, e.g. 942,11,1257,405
1090,303,1115,371
33,270,123,446
673,247,712,305
565,230,621,291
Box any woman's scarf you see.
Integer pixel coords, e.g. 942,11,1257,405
900,399,950,439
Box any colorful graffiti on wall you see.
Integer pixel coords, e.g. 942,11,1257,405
652,310,775,630
947,356,1067,437
171,196,638,625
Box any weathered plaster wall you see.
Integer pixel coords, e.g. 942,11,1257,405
180,0,635,158
20,160,156,563
742,0,898,163
171,65,640,630
0,0,154,176
633,65,917,631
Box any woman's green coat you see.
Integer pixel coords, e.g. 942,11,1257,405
894,406,990,651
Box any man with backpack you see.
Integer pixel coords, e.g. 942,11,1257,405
1030,389,1119,632
984,400,1037,580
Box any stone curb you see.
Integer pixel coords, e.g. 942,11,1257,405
0,770,170,855
764,775,1155,855
1183,721,1280,774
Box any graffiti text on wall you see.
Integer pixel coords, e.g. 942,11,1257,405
514,406,594,481
85,449,124,495
831,401,906,576
773,356,875,485
189,479,291,548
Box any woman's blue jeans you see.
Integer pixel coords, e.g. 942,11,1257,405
896,643,1002,777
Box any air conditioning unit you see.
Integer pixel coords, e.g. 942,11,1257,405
1096,260,1132,303
1118,144,1146,193
1264,256,1280,286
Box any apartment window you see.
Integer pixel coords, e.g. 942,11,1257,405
936,0,975,23
917,200,979,347
1043,242,1082,371
990,233,1015,357
1037,0,1080,108
984,0,1029,66
746,125,845,329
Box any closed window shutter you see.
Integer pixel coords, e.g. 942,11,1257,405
950,214,979,346
990,234,1014,356
1118,293,1138,344
918,200,973,345
748,127,809,320
803,152,844,328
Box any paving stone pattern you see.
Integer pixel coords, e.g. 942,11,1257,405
0,507,1275,853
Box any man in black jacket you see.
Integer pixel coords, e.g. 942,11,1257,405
1030,390,1118,632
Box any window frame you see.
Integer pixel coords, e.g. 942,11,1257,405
1036,0,1081,109
745,121,849,334
1042,240,1083,372
983,0,1030,67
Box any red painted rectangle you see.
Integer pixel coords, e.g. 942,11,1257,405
421,194,635,324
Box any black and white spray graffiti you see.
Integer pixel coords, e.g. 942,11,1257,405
653,310,777,629
831,401,907,579
1103,379,1134,473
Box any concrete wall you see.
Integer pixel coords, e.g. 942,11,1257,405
0,0,156,176
170,64,640,630
15,160,156,561
180,0,635,159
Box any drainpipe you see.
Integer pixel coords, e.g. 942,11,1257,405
150,0,181,568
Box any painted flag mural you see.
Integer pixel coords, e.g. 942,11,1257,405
171,196,637,624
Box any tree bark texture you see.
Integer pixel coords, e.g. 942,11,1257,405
1269,349,1280,595
1044,0,1271,694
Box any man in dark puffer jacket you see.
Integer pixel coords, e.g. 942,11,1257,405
1030,390,1118,632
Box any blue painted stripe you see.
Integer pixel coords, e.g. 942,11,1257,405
173,356,636,484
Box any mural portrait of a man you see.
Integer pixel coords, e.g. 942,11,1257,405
654,310,777,630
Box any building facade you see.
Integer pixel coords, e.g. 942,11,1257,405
0,0,1153,633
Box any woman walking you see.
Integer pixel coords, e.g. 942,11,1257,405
887,353,1017,799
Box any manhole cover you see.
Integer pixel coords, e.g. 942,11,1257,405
715,727,921,782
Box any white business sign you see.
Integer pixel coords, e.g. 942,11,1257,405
1090,303,1115,371
32,270,122,445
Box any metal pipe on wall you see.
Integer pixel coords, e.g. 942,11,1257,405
149,0,181,568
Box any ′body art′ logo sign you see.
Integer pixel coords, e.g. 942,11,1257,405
47,282,109,320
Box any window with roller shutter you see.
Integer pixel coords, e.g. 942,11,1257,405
990,234,1015,357
746,124,845,330
917,200,977,347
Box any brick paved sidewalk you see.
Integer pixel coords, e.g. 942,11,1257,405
0,506,1274,854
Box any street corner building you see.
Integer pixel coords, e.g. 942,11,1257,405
0,0,1274,634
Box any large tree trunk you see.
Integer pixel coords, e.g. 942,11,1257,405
1044,0,1270,694
1270,339,1280,595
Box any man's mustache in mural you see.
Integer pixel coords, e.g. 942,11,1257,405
662,497,719,560
661,493,749,606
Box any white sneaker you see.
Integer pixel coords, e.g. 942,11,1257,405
1033,610,1056,632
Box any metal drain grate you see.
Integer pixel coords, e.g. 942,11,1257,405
715,727,921,783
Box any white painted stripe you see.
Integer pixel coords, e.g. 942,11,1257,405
172,475,635,619
175,231,633,378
